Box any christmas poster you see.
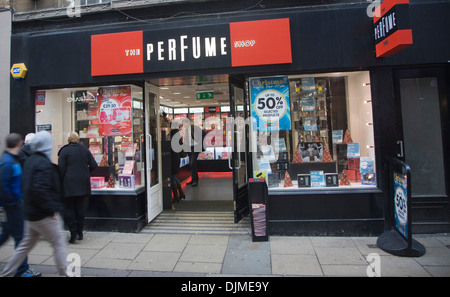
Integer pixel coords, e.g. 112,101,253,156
98,86,133,137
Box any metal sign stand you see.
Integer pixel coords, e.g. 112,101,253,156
377,159,425,257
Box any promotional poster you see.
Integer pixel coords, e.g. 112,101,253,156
98,86,133,137
250,76,291,131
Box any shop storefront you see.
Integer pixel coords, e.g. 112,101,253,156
9,0,449,235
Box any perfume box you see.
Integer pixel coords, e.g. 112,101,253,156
118,174,135,189
297,174,311,187
325,173,339,187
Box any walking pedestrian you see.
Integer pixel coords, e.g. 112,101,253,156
0,133,41,277
186,125,206,187
17,133,34,167
1,131,68,277
58,131,98,243
170,127,185,202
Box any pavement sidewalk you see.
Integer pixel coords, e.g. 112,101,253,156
0,231,449,277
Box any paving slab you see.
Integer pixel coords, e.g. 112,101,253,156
414,247,450,266
271,254,323,276
222,235,271,275
314,246,367,265
174,261,222,274
94,242,146,260
129,251,181,271
270,236,315,255
423,265,450,277
321,264,369,277
378,255,431,277
179,244,227,263
143,233,191,252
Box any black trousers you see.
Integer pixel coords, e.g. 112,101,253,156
63,196,87,235
190,152,200,182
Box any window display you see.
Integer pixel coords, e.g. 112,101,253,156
35,85,144,192
250,71,376,191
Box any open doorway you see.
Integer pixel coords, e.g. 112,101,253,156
143,75,251,234
153,76,237,204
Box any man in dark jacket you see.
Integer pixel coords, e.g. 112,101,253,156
186,125,207,187
0,133,41,277
58,131,98,243
1,131,68,277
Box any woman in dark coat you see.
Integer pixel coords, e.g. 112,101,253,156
58,131,98,243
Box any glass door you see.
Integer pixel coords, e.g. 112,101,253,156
394,67,449,231
229,75,251,223
145,82,163,222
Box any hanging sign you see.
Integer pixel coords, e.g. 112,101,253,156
250,76,291,131
373,0,413,58
196,91,214,100
98,86,133,137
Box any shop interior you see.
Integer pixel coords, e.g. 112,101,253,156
34,71,376,216
152,74,235,211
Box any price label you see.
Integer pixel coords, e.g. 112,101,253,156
254,90,287,123
395,186,407,225
393,171,408,238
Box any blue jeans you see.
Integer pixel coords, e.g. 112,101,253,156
0,204,29,276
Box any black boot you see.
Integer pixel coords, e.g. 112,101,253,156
77,223,84,240
69,232,77,244
68,222,77,243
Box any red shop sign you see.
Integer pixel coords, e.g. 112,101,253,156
373,0,413,58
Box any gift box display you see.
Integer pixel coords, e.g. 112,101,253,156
118,174,135,189
90,176,105,189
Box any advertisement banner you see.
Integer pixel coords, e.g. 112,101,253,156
393,171,408,239
98,86,133,137
250,76,291,131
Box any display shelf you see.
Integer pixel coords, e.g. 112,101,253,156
290,78,331,149
73,85,144,192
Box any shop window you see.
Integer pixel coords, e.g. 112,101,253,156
35,85,144,192
250,71,376,190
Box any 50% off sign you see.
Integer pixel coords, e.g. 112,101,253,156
254,90,288,127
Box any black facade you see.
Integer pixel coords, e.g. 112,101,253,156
9,0,450,235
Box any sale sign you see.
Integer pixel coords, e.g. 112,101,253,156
98,86,133,136
250,76,291,131
393,171,408,239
